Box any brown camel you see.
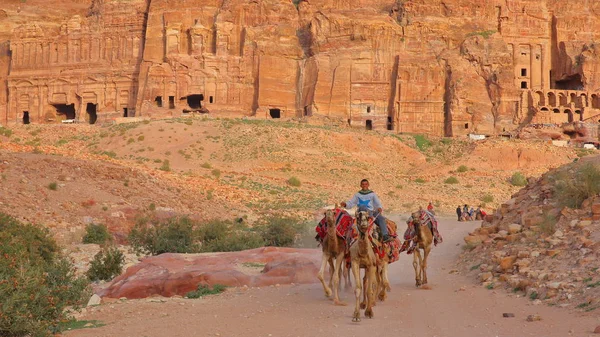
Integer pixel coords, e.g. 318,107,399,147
317,208,347,305
349,210,378,322
376,218,397,301
410,210,434,287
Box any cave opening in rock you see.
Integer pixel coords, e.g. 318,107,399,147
554,73,584,90
366,120,373,130
123,108,128,117
52,104,76,120
387,116,393,130
23,111,30,124
86,103,97,124
209,96,213,104
367,106,371,113
269,108,281,118
169,96,175,109
464,123,469,129
186,94,204,109
521,81,528,89
155,96,163,107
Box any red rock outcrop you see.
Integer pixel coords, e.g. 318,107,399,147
2,0,600,137
99,247,321,299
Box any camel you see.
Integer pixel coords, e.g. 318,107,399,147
349,210,378,322
410,210,434,287
317,208,348,305
375,218,397,301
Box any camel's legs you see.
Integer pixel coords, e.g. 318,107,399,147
413,249,423,287
332,251,347,306
351,262,362,322
343,262,352,291
327,258,335,291
364,265,376,319
360,272,367,309
422,246,431,285
378,262,390,301
318,253,332,297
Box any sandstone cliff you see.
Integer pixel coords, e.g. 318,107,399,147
2,0,600,137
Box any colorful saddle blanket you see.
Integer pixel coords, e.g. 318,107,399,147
348,219,401,263
315,209,354,240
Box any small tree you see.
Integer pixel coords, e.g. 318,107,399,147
82,223,112,245
0,213,89,337
87,247,125,282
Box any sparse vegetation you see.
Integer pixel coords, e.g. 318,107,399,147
510,172,528,187
137,135,145,141
159,159,171,171
149,203,156,211
539,214,557,235
82,223,112,245
58,319,105,331
0,126,13,137
201,162,212,169
287,176,301,187
529,291,539,300
48,182,58,190
186,284,226,299
415,178,426,184
480,194,494,203
467,30,496,39
0,213,89,337
211,168,221,179
256,216,304,247
413,134,431,152
444,176,459,184
552,163,600,209
86,247,125,282
457,165,468,173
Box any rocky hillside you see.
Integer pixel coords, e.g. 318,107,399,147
460,155,600,311
0,117,584,244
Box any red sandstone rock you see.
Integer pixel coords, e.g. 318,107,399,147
99,247,321,299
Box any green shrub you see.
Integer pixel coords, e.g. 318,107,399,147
148,203,156,211
0,127,12,137
287,176,301,187
553,163,600,209
186,284,226,299
480,194,494,203
159,160,171,172
128,216,201,255
197,220,264,252
510,172,528,187
201,162,212,169
48,182,58,191
257,216,301,247
86,247,125,282
82,224,112,245
415,178,426,184
457,165,468,173
0,213,89,337
413,134,431,152
211,169,221,179
137,135,145,141
444,176,459,184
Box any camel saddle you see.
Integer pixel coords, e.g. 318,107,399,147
315,208,354,242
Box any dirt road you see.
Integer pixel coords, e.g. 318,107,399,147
66,217,598,337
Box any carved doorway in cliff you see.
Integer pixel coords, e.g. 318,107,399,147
86,103,98,124
366,120,373,130
269,108,281,118
52,104,76,120
387,117,393,130
22,111,30,124
155,96,163,107
186,94,204,110
564,109,574,123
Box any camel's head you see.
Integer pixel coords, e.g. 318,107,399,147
325,208,336,226
355,209,370,233
410,211,422,226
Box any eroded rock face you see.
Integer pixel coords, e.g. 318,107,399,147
99,247,321,299
2,0,600,137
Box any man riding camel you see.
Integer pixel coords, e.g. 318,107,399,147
340,179,393,243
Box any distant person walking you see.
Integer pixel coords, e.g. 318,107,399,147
456,205,462,221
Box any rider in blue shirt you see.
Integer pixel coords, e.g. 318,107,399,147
341,179,392,243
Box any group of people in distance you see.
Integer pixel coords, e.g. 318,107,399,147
456,204,486,221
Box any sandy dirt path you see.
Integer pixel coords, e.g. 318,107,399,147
66,217,599,337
